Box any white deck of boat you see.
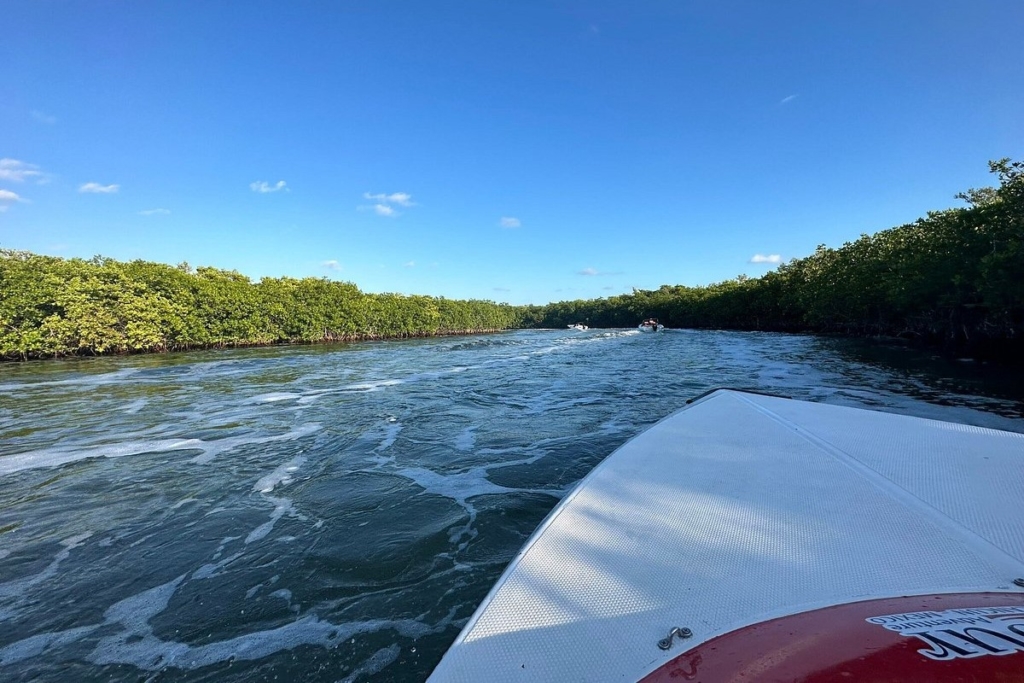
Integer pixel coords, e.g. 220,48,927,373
427,389,1024,682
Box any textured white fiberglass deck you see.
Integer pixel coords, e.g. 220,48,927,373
427,390,1024,682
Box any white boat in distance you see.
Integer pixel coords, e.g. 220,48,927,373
638,318,663,332
567,323,588,331
428,389,1024,682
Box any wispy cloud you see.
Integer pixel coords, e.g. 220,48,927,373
499,216,521,229
31,110,57,125
364,192,414,207
493,287,511,292
404,260,416,268
0,158,46,183
360,191,415,217
0,188,28,210
250,180,288,193
749,253,782,264
138,208,170,216
577,267,623,277
322,260,341,271
779,94,798,105
79,182,119,194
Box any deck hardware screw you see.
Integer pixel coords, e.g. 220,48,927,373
1014,578,1024,588
658,626,693,650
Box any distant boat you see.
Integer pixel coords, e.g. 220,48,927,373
638,319,663,332
567,323,588,331
428,389,1024,682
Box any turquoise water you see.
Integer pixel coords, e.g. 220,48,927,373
1,329,1022,681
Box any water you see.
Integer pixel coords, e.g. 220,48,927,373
1,329,1022,682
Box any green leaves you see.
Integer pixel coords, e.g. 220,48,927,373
525,159,1023,359
0,252,523,359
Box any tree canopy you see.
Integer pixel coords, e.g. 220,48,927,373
3,159,1021,362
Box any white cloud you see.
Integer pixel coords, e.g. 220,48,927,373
404,260,416,268
79,182,119,193
250,180,288,193
577,267,623,277
499,216,521,229
360,191,414,216
749,253,782,264
493,287,511,292
138,208,170,216
0,158,46,183
322,260,341,271
780,94,798,105
364,192,414,207
0,189,23,202
31,110,57,124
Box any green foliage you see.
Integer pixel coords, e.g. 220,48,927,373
2,159,1020,362
0,251,522,360
525,159,1024,360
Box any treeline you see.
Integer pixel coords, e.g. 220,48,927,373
530,159,1024,361
3,159,1020,362
0,253,522,360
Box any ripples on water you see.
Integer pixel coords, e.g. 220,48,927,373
1,329,1022,681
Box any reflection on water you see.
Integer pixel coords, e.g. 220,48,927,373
0,329,1022,681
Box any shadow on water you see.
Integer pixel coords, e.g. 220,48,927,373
823,337,1024,418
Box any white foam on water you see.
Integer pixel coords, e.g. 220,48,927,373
244,574,279,600
121,399,147,414
341,379,405,393
454,427,476,452
0,625,101,666
190,424,321,465
396,466,514,506
245,496,293,545
105,573,187,630
0,424,320,474
377,422,402,452
597,419,629,435
248,392,301,404
192,551,245,581
395,459,561,549
84,570,448,673
350,419,405,467
0,439,204,476
339,643,401,683
211,536,241,560
0,368,145,394
0,532,92,605
253,457,307,494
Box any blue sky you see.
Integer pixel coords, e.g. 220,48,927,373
2,1,1021,305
